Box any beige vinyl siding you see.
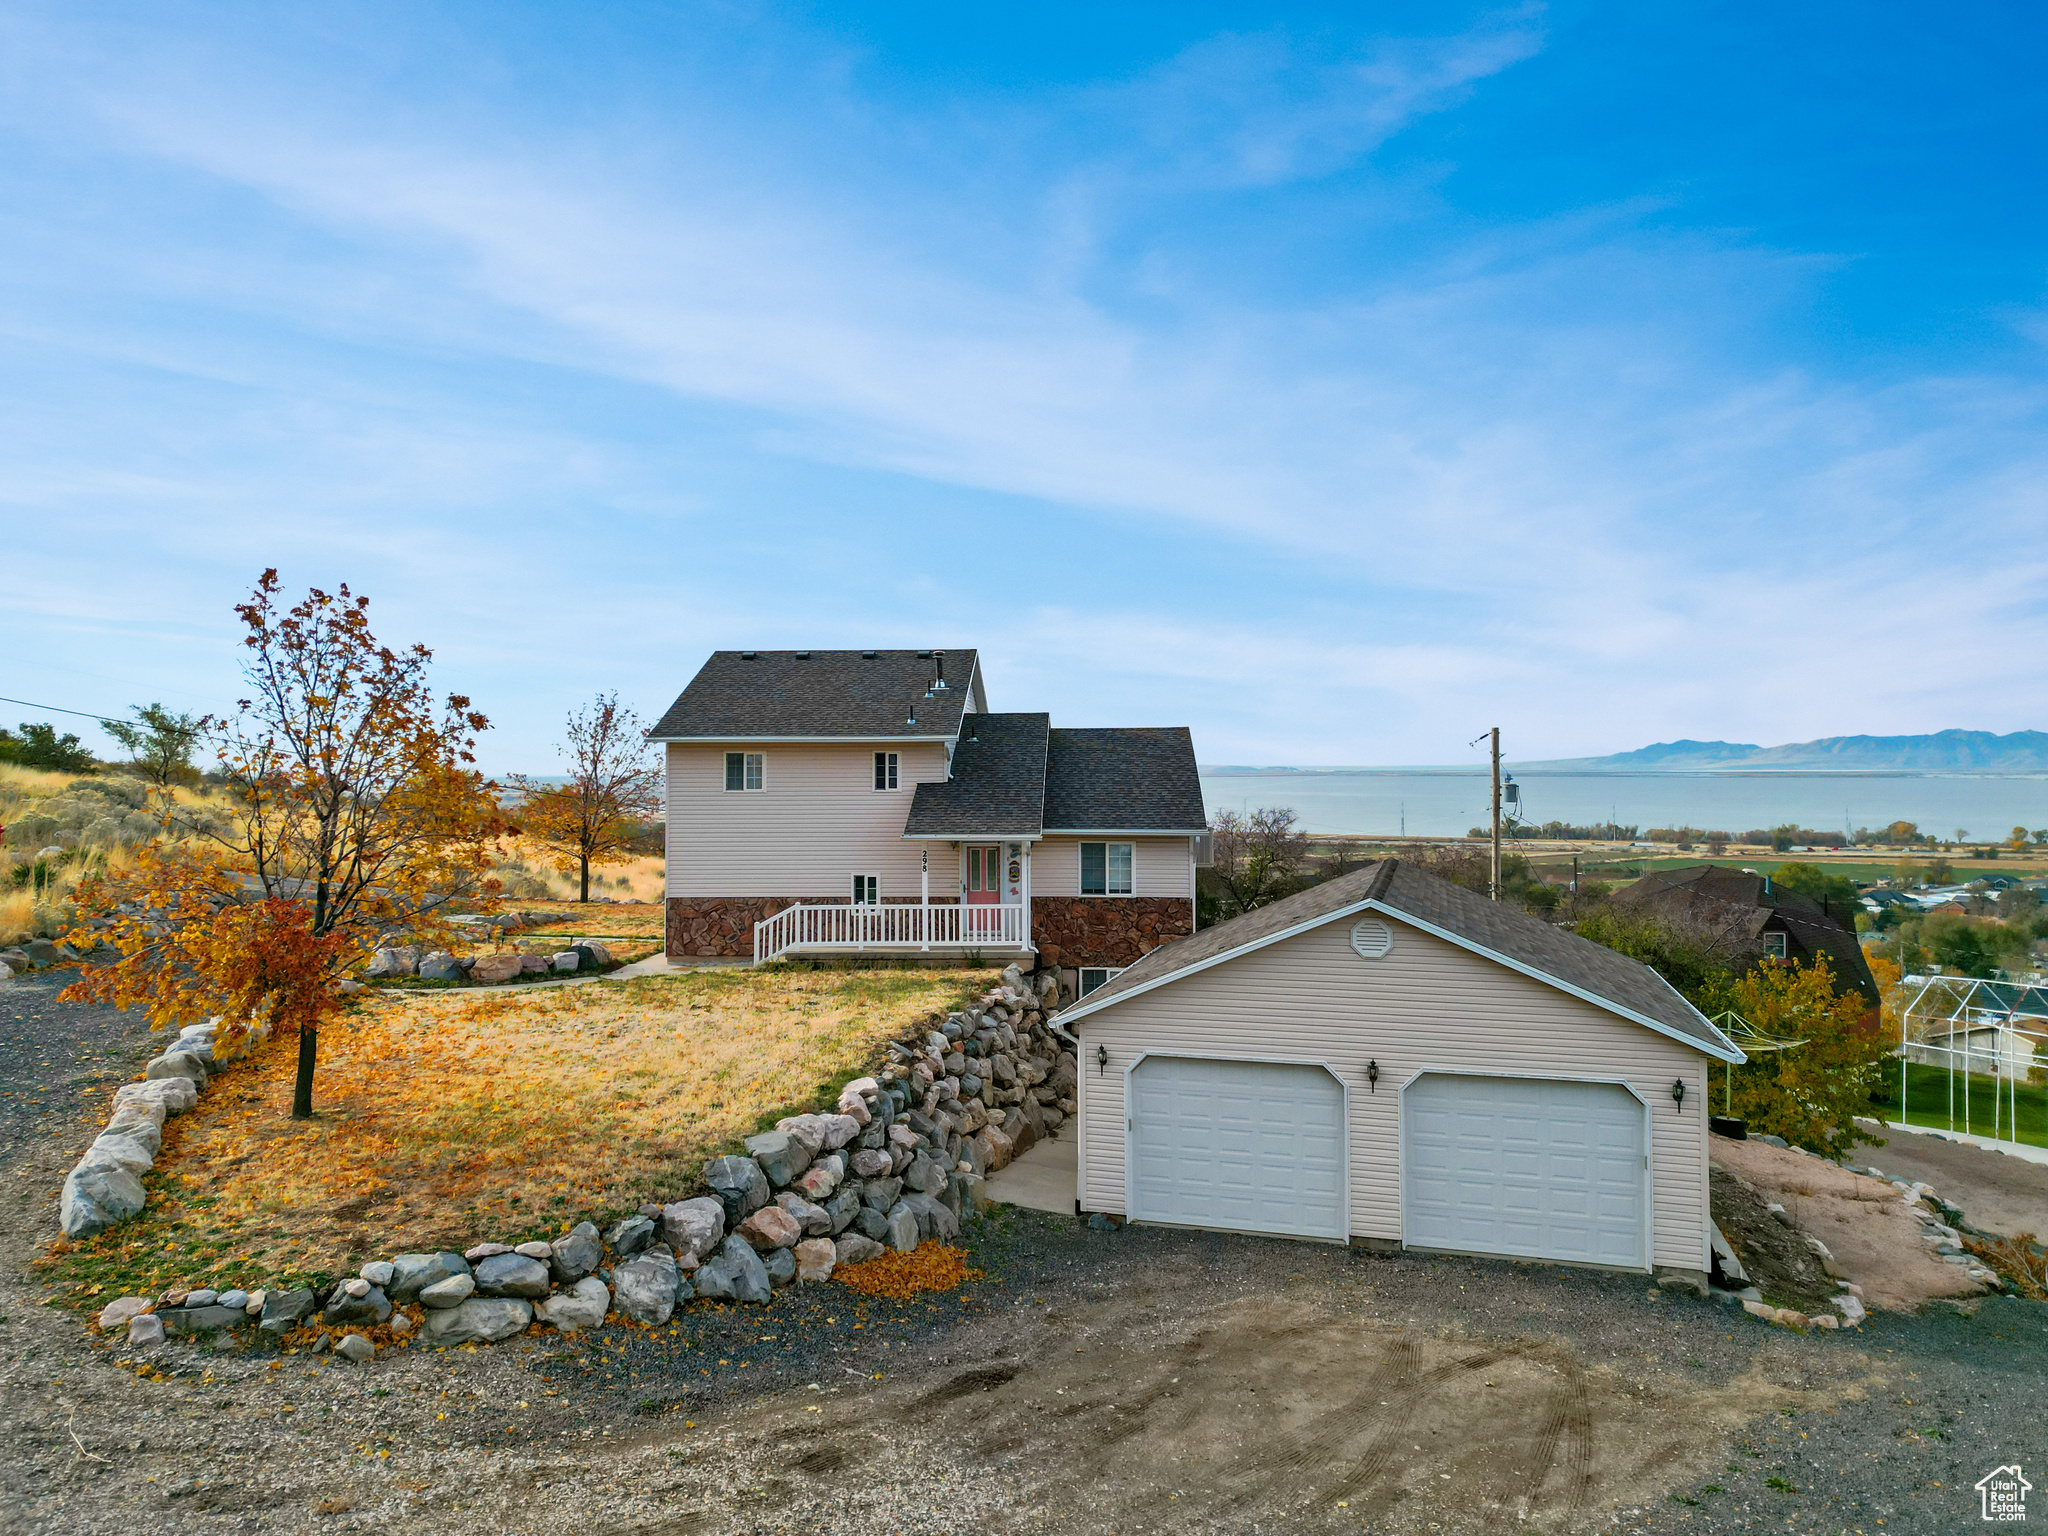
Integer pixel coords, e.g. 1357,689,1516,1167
1074,912,1711,1271
665,741,951,898
1034,835,1195,899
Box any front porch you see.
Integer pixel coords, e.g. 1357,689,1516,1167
753,899,1032,965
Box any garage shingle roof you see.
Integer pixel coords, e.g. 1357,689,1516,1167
1043,727,1205,831
649,650,977,740
904,714,1049,836
1061,859,1741,1061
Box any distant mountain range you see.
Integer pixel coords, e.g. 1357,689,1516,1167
1513,730,2048,773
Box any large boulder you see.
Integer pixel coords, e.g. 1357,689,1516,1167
883,1202,920,1253
549,1222,603,1283
82,1133,154,1178
738,1205,802,1251
904,1154,949,1195
743,1131,810,1188
162,1304,253,1336
417,1274,476,1309
794,1238,837,1283
422,1298,532,1346
605,1214,657,1256
364,947,418,979
704,1155,771,1224
537,1277,610,1331
613,1249,681,1325
469,954,523,985
901,1191,960,1241
60,1163,146,1238
764,1246,796,1288
833,1232,885,1267
825,1188,863,1234
418,952,467,982
144,1051,207,1085
322,1282,393,1327
474,1252,552,1299
388,1251,471,1302
776,1192,832,1237
660,1198,726,1263
114,1077,198,1116
693,1234,772,1304
850,1148,893,1179
260,1289,319,1334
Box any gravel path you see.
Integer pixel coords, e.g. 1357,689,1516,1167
2,975,2045,1534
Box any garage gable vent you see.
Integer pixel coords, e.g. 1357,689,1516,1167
1350,918,1394,959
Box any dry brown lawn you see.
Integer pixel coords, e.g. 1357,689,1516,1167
51,965,991,1303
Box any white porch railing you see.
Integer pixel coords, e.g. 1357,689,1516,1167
754,902,1030,964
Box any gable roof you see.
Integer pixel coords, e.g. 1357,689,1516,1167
1610,863,1879,1007
648,650,978,741
903,714,1049,836
1059,858,1743,1062
1043,727,1205,831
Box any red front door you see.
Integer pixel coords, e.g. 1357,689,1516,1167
964,845,1001,903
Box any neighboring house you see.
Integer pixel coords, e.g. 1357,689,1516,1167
1057,859,1742,1275
650,649,1207,988
1859,888,1919,916
1607,864,1881,1011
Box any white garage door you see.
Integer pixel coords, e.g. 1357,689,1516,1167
1128,1056,1346,1241
1403,1073,1646,1269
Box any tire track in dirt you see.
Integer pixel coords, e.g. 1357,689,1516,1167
1315,1343,1522,1511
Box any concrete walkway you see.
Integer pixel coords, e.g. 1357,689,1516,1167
984,1133,1076,1216
611,954,745,980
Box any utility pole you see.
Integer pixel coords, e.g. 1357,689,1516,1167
1489,726,1502,902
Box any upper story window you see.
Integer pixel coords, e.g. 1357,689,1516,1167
724,751,764,792
1080,841,1134,896
1762,931,1788,961
873,751,899,790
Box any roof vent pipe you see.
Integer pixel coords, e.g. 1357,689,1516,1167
932,650,947,691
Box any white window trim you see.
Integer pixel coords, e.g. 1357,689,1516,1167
851,872,880,906
1077,965,1123,998
1080,840,1135,897
873,750,900,791
1762,931,1788,960
724,750,765,792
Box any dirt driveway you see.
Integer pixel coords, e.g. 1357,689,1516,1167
1854,1119,2048,1239
5,972,2048,1534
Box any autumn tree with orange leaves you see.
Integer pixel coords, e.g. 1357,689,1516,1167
508,693,659,903
65,571,503,1118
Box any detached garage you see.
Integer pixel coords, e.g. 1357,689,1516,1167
1058,859,1745,1275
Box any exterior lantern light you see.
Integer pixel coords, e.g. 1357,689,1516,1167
1366,1059,1380,1093
1671,1078,1687,1113
1096,1044,1109,1075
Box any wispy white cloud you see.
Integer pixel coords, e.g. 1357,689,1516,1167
1,4,2044,766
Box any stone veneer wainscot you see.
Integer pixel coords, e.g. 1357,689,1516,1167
1029,895,1193,969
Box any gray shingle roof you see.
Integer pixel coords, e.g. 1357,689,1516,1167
1061,859,1741,1061
648,650,977,741
904,714,1049,836
1043,727,1205,831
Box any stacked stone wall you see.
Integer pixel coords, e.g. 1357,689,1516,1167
1030,896,1193,968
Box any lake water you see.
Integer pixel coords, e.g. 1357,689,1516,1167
1198,769,2048,841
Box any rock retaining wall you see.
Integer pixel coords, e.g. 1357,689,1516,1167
92,964,1079,1362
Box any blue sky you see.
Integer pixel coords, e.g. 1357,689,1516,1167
4,1,2045,772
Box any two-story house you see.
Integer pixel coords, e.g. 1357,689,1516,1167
651,649,1208,994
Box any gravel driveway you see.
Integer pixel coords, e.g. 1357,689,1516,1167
3,973,2045,1534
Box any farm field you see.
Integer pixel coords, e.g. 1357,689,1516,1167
46,965,993,1309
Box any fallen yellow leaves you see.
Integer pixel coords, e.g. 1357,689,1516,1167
835,1244,982,1299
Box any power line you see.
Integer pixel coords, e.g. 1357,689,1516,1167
0,694,126,726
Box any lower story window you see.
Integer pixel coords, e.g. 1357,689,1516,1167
1078,966,1122,997
851,874,879,906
